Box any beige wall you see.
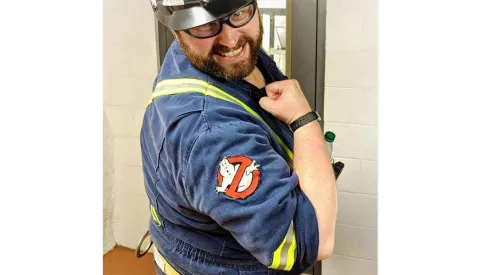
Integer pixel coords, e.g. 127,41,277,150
103,0,158,253
102,1,378,272
322,0,378,274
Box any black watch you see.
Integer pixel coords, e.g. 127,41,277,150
288,111,321,132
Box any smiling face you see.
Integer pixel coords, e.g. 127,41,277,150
175,6,263,81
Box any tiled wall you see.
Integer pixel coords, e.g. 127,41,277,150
103,0,157,251
322,0,378,274
102,1,378,272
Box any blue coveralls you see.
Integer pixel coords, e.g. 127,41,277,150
140,40,319,275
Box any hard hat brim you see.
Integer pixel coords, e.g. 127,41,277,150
155,0,254,31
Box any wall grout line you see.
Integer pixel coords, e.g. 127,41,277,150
337,190,377,197
325,121,378,127
335,222,377,230
324,121,378,127
332,253,378,262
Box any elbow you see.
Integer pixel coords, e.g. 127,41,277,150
316,234,335,261
317,247,333,261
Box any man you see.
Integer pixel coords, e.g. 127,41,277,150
140,0,337,274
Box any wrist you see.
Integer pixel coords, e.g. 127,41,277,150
289,111,321,132
293,118,322,137
288,108,313,124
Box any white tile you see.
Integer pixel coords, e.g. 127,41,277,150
334,224,377,260
103,105,136,137
333,158,377,195
104,43,130,77
112,192,151,249
124,0,157,46
325,50,378,89
114,165,146,196
129,43,158,78
103,0,127,44
337,192,377,228
133,107,147,136
325,88,377,125
324,123,378,160
362,14,378,52
326,0,343,16
113,192,150,222
326,14,365,51
359,161,378,195
339,0,378,16
334,157,361,193
113,137,142,166
359,89,378,125
322,254,377,275
325,87,358,124
104,76,155,107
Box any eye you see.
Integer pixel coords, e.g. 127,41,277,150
230,5,252,22
232,11,244,18
194,22,217,31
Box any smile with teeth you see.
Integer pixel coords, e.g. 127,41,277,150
219,45,244,57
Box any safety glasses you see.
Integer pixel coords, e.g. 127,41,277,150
184,3,257,39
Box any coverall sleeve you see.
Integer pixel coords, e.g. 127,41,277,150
183,120,319,272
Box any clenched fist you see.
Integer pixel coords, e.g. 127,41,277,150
259,79,312,124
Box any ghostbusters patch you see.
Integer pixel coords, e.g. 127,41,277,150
216,156,260,199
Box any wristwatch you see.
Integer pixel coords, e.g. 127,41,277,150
288,111,321,132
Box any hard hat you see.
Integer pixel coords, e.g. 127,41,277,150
150,0,255,31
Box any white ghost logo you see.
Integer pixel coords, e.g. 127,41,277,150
216,157,260,194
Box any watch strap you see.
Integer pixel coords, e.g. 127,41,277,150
289,111,321,132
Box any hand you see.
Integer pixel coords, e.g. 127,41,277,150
259,79,312,124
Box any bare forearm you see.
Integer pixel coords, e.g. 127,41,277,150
293,121,337,260
258,79,338,260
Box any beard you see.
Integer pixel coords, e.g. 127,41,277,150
178,21,264,81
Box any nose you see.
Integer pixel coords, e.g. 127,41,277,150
216,24,239,48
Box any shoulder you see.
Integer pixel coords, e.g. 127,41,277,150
145,75,269,152
148,81,255,131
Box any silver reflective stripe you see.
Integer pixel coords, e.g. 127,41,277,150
155,82,206,91
268,221,297,270
277,221,296,270
151,82,235,104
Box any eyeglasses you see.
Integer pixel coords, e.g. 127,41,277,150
184,3,256,39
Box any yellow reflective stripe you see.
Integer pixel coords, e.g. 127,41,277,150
150,205,162,226
152,87,235,106
270,235,287,269
149,81,236,106
147,79,293,166
147,82,209,107
269,221,296,271
207,85,293,165
207,85,294,166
